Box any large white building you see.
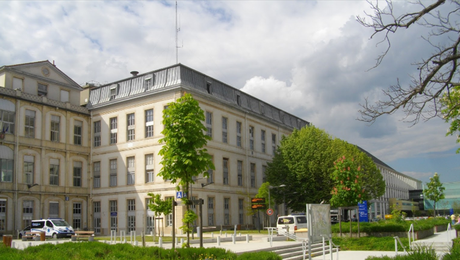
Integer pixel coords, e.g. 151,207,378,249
0,60,422,236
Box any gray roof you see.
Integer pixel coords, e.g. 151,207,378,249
87,63,309,130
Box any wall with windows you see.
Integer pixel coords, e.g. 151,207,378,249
0,61,91,235
87,64,305,235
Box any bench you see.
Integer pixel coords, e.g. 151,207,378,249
72,231,95,241
22,231,43,241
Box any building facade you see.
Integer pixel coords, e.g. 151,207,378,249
0,61,91,235
86,64,309,235
1,61,424,236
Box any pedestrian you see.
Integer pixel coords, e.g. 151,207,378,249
451,214,456,225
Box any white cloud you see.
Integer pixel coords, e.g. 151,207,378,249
1,0,458,182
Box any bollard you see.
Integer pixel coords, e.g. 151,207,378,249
220,230,222,235
11,241,15,249
159,237,163,248
211,232,214,238
197,227,201,238
232,235,235,244
217,236,221,246
135,241,138,246
246,234,249,243
3,235,12,247
225,232,227,238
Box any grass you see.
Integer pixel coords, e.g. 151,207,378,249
332,236,409,251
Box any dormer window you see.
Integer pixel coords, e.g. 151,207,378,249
110,85,118,100
206,82,212,94
144,77,152,90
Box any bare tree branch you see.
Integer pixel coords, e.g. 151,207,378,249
357,0,460,125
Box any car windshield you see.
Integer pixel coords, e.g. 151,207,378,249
51,219,70,226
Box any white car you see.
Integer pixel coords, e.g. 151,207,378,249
276,215,308,235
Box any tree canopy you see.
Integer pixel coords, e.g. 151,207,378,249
158,93,215,190
158,92,214,246
266,126,385,212
358,0,460,146
441,86,460,153
424,172,445,217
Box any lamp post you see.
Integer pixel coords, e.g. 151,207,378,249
268,184,286,227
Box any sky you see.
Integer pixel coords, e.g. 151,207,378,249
1,0,459,185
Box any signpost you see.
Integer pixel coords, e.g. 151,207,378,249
251,198,266,232
267,208,274,216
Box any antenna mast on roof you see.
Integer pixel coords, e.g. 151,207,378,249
175,0,182,64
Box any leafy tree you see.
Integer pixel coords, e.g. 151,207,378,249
146,193,173,238
266,126,385,212
424,172,445,217
158,93,215,247
330,156,366,208
440,86,460,153
357,0,460,137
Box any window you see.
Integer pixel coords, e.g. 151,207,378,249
165,197,173,226
206,159,213,184
0,154,13,183
145,154,154,183
272,134,277,155
249,126,254,151
93,162,100,188
223,158,229,185
110,86,118,100
0,110,14,134
24,156,34,184
50,115,60,142
110,200,118,231
110,117,117,144
49,202,59,218
237,160,243,186
236,121,242,147
262,165,267,183
38,83,47,96
110,159,117,187
94,121,101,147
145,109,154,138
127,157,135,185
144,78,152,90
73,203,82,229
127,199,136,232
49,159,59,185
222,117,228,143
0,200,5,231
250,163,256,188
224,198,230,225
146,198,155,234
74,120,82,145
127,113,135,141
237,95,241,106
13,77,23,90
206,111,212,138
60,90,69,102
239,199,244,225
25,110,35,138
93,201,101,234
23,200,33,228
73,161,82,187
208,197,214,226
261,130,266,153
206,82,212,94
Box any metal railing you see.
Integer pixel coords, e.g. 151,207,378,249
394,236,407,255
408,223,415,248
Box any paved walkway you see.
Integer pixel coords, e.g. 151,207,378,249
9,229,458,260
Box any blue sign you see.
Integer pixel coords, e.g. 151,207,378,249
176,191,183,199
358,201,369,222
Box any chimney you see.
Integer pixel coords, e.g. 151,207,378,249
130,71,139,77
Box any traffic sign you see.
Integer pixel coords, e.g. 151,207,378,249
267,208,274,216
176,191,183,199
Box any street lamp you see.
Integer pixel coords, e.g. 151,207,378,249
268,184,286,227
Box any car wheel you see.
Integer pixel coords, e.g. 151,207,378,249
52,233,57,239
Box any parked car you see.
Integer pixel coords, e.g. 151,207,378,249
276,214,308,235
18,225,31,239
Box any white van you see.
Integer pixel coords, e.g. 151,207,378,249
276,215,308,235
31,218,75,238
